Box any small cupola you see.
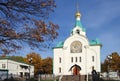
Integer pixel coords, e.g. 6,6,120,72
71,11,86,36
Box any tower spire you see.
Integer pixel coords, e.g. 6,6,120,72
75,1,81,18
77,2,79,13
75,1,82,28
71,0,86,36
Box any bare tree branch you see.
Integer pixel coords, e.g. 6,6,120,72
0,0,59,55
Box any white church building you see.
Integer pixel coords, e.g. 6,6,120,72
53,10,101,76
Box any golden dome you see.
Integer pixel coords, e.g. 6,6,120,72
76,12,81,18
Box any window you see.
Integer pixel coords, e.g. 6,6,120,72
71,57,73,63
79,57,81,62
59,67,61,73
92,56,94,62
75,57,77,62
76,30,80,34
59,57,61,63
2,64,6,69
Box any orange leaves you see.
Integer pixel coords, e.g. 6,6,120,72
42,57,53,74
24,52,53,75
102,52,120,72
24,52,42,75
0,0,58,54
0,19,10,25
40,2,47,7
33,19,59,41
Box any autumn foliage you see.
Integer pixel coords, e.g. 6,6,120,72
42,57,53,74
24,52,53,75
101,52,120,72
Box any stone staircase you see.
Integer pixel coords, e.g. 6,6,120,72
60,75,86,81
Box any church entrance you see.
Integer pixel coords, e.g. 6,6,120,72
73,66,80,75
69,64,81,75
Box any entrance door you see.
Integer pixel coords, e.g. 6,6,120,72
73,66,80,75
69,64,81,75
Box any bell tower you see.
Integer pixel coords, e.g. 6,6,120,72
71,3,86,36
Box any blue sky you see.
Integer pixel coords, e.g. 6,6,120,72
18,0,120,62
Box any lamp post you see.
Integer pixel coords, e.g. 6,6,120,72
106,55,112,81
28,58,33,81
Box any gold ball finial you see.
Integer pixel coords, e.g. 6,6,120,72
76,12,81,18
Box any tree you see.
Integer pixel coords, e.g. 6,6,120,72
110,52,120,71
101,52,120,72
24,52,42,75
42,57,53,74
101,63,107,72
0,0,59,55
11,56,25,63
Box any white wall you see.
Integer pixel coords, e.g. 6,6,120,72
53,34,101,76
0,59,34,76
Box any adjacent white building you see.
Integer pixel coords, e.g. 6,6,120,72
0,58,34,77
53,11,101,76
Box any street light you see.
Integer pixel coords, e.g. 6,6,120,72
106,55,112,81
28,58,33,81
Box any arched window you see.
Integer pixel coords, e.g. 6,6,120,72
92,56,94,62
70,41,82,53
71,57,73,63
75,57,77,62
59,57,61,63
76,30,80,34
59,67,61,73
79,57,81,62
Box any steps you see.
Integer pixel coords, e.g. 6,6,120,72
60,75,86,81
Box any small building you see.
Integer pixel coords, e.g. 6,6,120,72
0,58,34,78
53,10,101,76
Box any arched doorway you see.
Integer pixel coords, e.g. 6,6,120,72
73,66,80,75
69,64,81,75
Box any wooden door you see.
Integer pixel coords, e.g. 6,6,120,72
73,66,80,75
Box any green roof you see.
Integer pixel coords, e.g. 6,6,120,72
75,19,86,32
82,28,86,32
90,38,101,45
56,41,64,48
76,20,83,28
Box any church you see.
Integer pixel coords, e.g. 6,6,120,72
53,9,101,76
